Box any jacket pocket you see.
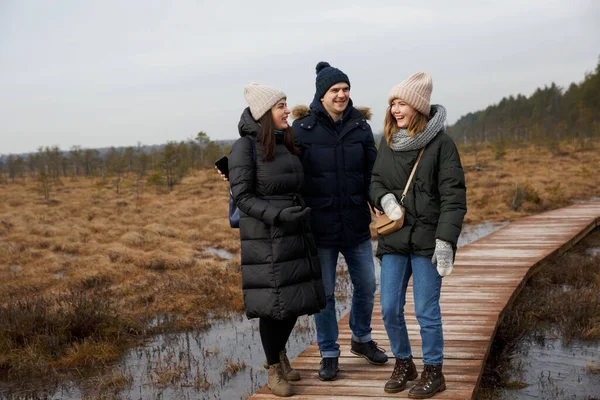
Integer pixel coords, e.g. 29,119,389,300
349,194,365,206
414,181,440,224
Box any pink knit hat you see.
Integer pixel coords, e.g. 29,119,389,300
387,72,433,117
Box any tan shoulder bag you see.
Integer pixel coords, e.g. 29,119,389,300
375,147,425,235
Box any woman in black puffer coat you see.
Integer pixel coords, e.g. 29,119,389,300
228,82,325,397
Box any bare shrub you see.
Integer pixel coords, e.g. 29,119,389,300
0,289,142,372
508,182,541,211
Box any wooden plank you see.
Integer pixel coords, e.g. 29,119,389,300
300,348,487,360
250,201,600,399
255,385,474,398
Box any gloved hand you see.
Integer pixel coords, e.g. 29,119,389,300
278,206,311,223
380,193,404,221
431,239,454,276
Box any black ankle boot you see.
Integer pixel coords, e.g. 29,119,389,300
384,357,418,393
408,364,446,399
318,357,339,381
350,340,388,364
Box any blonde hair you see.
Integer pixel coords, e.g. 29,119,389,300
384,106,428,145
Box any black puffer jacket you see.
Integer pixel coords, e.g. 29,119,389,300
292,101,377,247
370,131,467,258
229,108,326,320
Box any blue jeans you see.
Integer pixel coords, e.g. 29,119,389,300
380,253,443,365
314,239,376,358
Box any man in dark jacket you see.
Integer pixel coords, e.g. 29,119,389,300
292,62,388,381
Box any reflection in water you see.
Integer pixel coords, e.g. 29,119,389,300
495,335,600,399
585,247,600,257
0,221,509,399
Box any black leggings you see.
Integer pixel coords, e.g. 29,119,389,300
259,317,298,366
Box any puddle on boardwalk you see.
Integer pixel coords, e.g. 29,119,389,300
0,221,507,399
491,335,600,400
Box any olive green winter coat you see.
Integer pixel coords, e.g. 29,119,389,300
370,131,467,258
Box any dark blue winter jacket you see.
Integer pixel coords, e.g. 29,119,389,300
292,100,377,247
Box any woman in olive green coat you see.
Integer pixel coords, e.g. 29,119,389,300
370,72,466,399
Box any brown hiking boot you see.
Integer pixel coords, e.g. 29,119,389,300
267,363,293,397
408,364,446,399
263,350,301,381
278,350,301,381
384,357,418,393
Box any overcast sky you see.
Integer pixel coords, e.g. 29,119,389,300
1,0,599,155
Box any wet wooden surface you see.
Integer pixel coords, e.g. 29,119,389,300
250,201,600,399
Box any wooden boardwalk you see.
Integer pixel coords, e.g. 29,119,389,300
250,201,600,399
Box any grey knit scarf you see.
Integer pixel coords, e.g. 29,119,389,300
389,104,446,151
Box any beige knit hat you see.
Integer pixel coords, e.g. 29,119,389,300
244,82,286,121
387,72,433,117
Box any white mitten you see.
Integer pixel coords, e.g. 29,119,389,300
431,239,454,276
380,193,403,221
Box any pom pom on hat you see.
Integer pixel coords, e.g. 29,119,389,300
244,82,286,120
314,61,350,100
315,61,331,74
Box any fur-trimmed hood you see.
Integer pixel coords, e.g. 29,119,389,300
292,105,372,121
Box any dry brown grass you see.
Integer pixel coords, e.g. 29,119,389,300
0,169,241,310
458,139,600,224
0,169,242,373
587,360,600,374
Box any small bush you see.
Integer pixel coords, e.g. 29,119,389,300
0,289,142,373
147,172,166,193
507,182,541,211
492,138,508,160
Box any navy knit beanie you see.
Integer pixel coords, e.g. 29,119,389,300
314,61,350,100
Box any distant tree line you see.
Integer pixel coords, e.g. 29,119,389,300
448,57,600,153
0,132,229,192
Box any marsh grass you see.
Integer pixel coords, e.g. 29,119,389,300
0,170,241,383
88,370,133,396
587,361,600,375
0,288,142,374
219,359,247,386
457,139,600,224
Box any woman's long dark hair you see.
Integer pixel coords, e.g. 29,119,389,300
257,110,300,162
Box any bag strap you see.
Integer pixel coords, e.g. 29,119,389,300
400,147,425,206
